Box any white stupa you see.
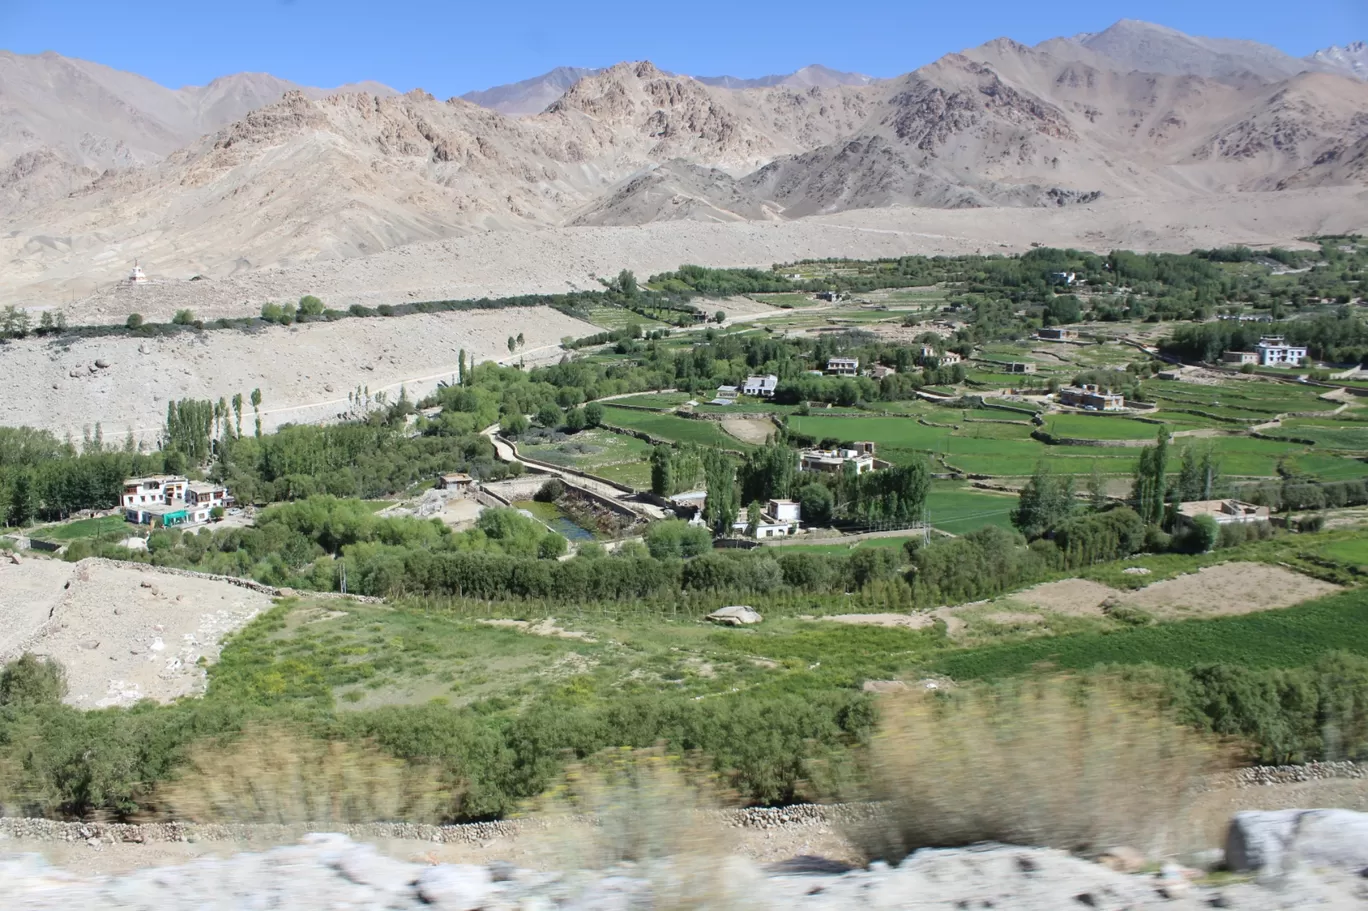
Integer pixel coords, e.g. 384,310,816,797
128,261,148,284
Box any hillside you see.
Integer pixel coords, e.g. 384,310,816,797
2,21,1366,310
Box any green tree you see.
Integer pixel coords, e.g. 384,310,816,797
232,393,244,438
538,533,568,559
798,482,834,527
650,445,674,496
1087,462,1108,512
714,310,726,324
584,402,604,428
702,450,738,537
1011,462,1076,539
740,441,794,505
250,388,263,438
745,501,762,537
298,295,325,316
508,337,517,354
5,470,37,527
0,654,67,707
615,269,638,297
1132,428,1171,525
502,411,530,438
126,313,144,330
534,403,562,429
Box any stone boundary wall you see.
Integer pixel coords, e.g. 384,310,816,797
79,558,385,604
0,804,885,846
5,764,1359,845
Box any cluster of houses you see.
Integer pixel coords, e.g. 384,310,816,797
1056,383,1126,412
669,442,884,538
121,476,231,528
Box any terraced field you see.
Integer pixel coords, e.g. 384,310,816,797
517,428,656,488
600,406,753,450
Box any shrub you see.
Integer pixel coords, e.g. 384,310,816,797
298,295,325,317
377,304,395,317
171,309,195,326
1296,513,1325,534
538,533,568,560
534,479,566,503
156,723,456,824
0,654,67,707
529,747,740,904
125,313,144,330
851,676,1222,862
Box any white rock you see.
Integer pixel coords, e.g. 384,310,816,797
414,864,492,910
1226,808,1368,874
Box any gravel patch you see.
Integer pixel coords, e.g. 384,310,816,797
0,558,275,707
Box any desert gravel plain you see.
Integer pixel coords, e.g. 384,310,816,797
0,557,274,708
0,307,598,441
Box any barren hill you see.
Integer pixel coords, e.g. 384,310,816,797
2,21,1366,311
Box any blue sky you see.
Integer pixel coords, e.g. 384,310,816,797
2,0,1363,96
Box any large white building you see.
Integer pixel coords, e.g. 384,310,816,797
743,375,779,397
799,442,877,475
122,475,229,528
826,357,860,377
1254,336,1308,367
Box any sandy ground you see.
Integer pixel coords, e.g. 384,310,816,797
1012,563,1341,620
721,418,777,445
819,563,1341,640
13,189,1364,318
0,558,274,708
0,307,596,442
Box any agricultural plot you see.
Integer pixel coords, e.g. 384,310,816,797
932,587,1368,681
582,306,669,331
518,428,655,489
605,392,694,410
1279,418,1368,451
600,406,752,450
30,515,129,541
926,484,1019,534
1039,414,1165,441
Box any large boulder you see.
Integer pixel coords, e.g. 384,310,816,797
1226,809,1368,873
706,605,762,626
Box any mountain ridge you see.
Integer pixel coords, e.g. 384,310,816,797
2,20,1365,308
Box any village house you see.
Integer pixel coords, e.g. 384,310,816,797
436,473,475,495
1057,384,1125,411
1221,351,1259,366
826,357,860,377
917,345,959,365
731,498,802,539
122,476,188,509
184,482,231,508
1177,499,1271,526
868,364,897,381
743,374,779,397
1254,336,1308,367
123,475,229,528
712,385,739,405
1037,328,1078,342
1006,362,1037,374
799,441,876,475
1049,272,1077,286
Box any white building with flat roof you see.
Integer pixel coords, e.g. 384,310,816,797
1254,336,1308,367
743,375,778,397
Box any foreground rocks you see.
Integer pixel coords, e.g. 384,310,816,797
4,831,1368,910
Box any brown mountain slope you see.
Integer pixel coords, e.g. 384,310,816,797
0,51,397,213
4,24,1367,307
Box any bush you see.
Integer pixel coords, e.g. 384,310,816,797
645,519,712,559
298,295,325,317
156,723,455,824
538,533,568,559
534,479,566,503
125,313,144,330
0,654,67,707
851,677,1222,862
1296,513,1326,534
172,309,195,326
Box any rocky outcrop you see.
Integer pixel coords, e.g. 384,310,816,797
5,832,1368,910
1226,808,1368,874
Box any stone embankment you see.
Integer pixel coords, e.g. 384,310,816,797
6,825,1368,910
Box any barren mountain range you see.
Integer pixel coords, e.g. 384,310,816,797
1,20,1365,310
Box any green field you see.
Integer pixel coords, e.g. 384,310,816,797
1040,414,1167,441
519,428,655,488
1280,418,1368,451
582,306,669,331
926,485,1019,534
601,407,752,450
1317,538,1368,569
933,588,1368,680
32,515,129,540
